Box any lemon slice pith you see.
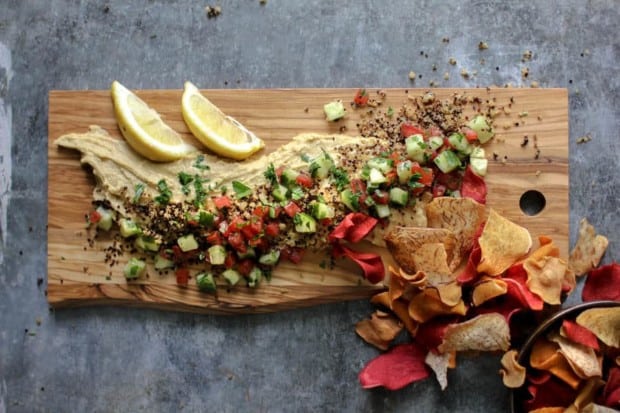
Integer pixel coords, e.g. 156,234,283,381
111,80,195,162
181,81,264,160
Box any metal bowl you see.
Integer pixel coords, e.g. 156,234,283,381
510,300,620,413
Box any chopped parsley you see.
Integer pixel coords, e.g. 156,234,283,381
301,153,311,162
132,183,145,204
193,176,209,206
154,179,172,205
178,172,194,195
386,106,394,117
193,155,210,170
290,186,305,201
232,180,252,199
330,167,350,191
264,163,278,185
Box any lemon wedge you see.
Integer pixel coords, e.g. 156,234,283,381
181,81,264,160
111,81,195,162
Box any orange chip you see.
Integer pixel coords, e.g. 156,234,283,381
527,235,560,261
388,265,426,303
569,218,609,276
549,332,602,379
529,338,582,389
370,292,418,336
477,209,532,276
528,408,565,413
438,313,510,353
472,277,508,306
525,256,572,305
384,227,459,275
499,349,526,388
408,288,467,323
355,310,403,351
576,307,620,348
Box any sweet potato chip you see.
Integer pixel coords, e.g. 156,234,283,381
525,256,572,305
438,313,510,353
529,338,582,389
388,265,426,303
435,281,463,307
561,319,600,351
528,407,565,413
549,332,602,379
355,310,403,351
425,196,487,258
384,227,459,275
370,292,418,336
472,278,508,306
358,342,430,390
576,307,620,348
582,262,620,302
477,209,532,276
499,349,526,388
408,288,467,323
569,218,609,276
425,350,452,390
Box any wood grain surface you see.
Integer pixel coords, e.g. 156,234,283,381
48,87,569,314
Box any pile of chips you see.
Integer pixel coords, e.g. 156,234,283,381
355,197,617,412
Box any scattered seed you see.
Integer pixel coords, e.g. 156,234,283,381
408,71,416,80
448,57,457,65
576,134,592,144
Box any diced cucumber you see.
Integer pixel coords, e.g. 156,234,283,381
309,152,334,179
123,257,146,280
366,157,393,174
470,157,488,176
374,204,391,218
247,267,263,287
177,234,199,252
135,236,160,252
405,134,428,163
364,195,376,208
119,218,141,238
434,150,461,173
208,245,227,265
154,254,175,270
467,115,494,143
294,212,317,233
470,146,485,159
428,136,444,151
237,246,256,259
272,184,289,202
280,168,300,187
222,269,241,286
196,272,217,293
389,187,409,207
310,201,335,220
340,189,359,211
368,168,387,186
96,206,114,231
323,100,346,121
448,132,472,155
396,160,413,184
258,250,281,266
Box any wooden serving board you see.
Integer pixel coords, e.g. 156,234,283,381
48,88,569,314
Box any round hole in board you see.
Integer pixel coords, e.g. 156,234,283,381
519,190,546,216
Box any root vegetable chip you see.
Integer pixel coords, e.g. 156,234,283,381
435,281,463,307
528,408,565,413
408,288,467,323
438,313,510,353
503,263,544,311
582,262,620,302
602,366,620,409
472,278,508,306
425,350,453,390
384,227,459,275
476,209,532,276
388,265,427,303
576,307,620,348
569,218,609,276
564,377,606,413
370,292,418,336
499,349,526,388
358,342,430,390
525,373,576,412
355,310,403,351
549,332,602,379
525,256,572,305
561,319,600,351
530,338,583,389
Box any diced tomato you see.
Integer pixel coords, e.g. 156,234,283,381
236,259,254,277
389,151,401,163
224,251,236,269
372,190,390,205
175,268,189,286
213,195,232,210
320,218,332,226
295,173,313,188
206,231,222,245
264,222,280,237
241,220,263,240
171,245,184,261
252,206,269,220
428,126,443,137
284,201,301,218
88,210,101,224
283,247,305,264
350,178,366,193
353,88,369,106
227,232,247,254
248,236,268,251
432,183,447,198
385,170,398,186
275,165,285,179
411,164,434,187
225,216,245,236
463,127,478,143
436,170,462,191
400,123,425,138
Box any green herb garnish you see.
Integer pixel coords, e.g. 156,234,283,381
193,155,210,170
232,180,252,199
193,176,209,206
290,186,305,201
154,179,172,205
331,167,350,191
133,183,145,203
264,163,278,185
386,106,394,117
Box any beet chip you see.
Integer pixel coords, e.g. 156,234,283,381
461,165,487,205
602,367,620,408
524,374,576,411
582,262,620,302
359,342,430,390
561,319,600,351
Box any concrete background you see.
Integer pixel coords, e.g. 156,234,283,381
0,1,618,412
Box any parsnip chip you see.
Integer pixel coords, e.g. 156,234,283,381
355,310,403,351
476,209,532,276
569,218,609,276
549,332,602,379
576,307,620,348
499,349,526,388
408,288,467,323
525,256,571,305
384,227,459,274
425,196,488,257
580,403,620,413
425,350,452,390
530,338,582,389
472,277,508,306
438,313,510,353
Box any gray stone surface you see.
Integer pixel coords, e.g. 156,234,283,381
0,1,618,412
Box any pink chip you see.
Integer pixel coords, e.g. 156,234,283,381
561,319,600,351
359,343,431,390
